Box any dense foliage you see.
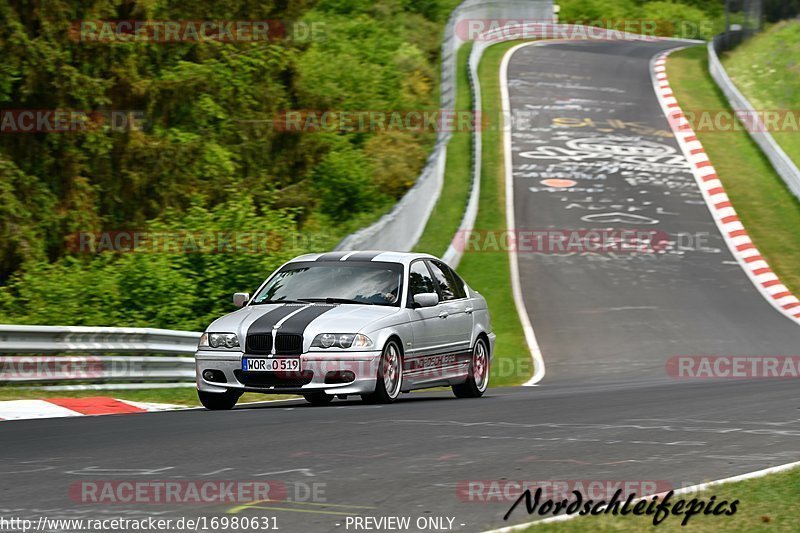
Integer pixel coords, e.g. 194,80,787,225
558,0,726,39
0,0,454,329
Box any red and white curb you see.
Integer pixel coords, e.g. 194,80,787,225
0,397,182,422
652,51,800,326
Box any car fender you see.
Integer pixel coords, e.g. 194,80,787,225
362,313,414,356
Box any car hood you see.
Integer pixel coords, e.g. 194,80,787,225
207,303,401,344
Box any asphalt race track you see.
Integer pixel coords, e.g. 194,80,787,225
508,39,800,385
3,39,800,532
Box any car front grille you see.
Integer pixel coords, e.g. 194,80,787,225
246,334,273,355
245,333,302,355
234,369,314,388
275,334,303,355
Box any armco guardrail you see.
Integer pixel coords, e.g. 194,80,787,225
709,32,800,201
335,0,554,256
0,325,200,353
0,325,199,387
0,356,195,383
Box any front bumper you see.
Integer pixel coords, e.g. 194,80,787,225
195,350,382,395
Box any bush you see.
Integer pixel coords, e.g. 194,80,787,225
0,0,448,327
312,141,381,221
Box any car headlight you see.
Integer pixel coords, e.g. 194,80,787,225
199,332,240,350
311,333,373,349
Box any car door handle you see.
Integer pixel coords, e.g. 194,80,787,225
438,311,449,319
464,306,473,314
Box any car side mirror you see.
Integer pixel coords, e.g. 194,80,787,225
413,292,439,308
233,292,250,308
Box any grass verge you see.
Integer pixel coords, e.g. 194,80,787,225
721,20,800,166
414,43,475,256
456,41,531,387
413,39,532,386
0,387,298,406
522,464,800,531
667,46,800,294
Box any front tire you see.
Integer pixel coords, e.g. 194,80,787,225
303,392,333,406
198,389,240,410
361,339,403,404
452,337,489,398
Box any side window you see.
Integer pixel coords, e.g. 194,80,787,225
409,261,436,297
426,260,457,301
442,263,467,299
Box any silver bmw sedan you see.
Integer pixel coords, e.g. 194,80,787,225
195,251,494,409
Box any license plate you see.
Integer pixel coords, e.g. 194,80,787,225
242,357,300,372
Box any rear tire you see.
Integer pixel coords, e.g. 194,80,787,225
303,392,334,406
361,339,403,404
452,337,489,398
198,389,240,410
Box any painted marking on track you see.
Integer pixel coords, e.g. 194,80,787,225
64,466,174,476
199,468,233,476
540,178,577,188
253,468,315,477
228,498,377,516
580,212,660,224
0,465,57,474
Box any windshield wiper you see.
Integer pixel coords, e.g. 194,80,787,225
251,299,307,305
298,298,373,305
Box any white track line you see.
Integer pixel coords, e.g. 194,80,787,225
501,41,548,386
650,50,800,326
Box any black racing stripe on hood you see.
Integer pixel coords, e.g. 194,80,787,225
344,251,383,261
315,251,350,261
278,304,338,335
247,304,307,335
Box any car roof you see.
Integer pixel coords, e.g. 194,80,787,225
287,251,438,266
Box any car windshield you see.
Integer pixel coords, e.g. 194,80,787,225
252,262,403,307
